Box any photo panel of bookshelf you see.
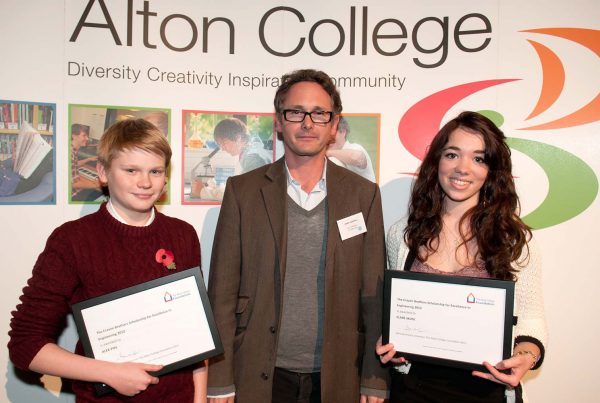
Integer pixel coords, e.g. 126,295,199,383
182,111,275,205
69,104,171,204
0,100,56,205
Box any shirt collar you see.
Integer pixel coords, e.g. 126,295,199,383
284,159,327,193
106,198,155,226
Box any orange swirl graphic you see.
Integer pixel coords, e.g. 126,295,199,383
525,40,565,120
520,28,600,130
522,28,600,57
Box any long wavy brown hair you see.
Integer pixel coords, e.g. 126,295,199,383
404,111,531,280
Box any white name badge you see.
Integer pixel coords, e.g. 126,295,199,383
337,212,367,241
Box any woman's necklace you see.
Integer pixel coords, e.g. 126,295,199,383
440,223,477,268
442,225,463,247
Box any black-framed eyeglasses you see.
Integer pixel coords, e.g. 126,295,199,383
282,109,334,124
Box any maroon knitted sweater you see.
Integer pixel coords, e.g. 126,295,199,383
8,203,202,402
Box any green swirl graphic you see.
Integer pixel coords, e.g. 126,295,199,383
506,137,598,229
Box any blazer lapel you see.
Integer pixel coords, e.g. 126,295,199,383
261,159,288,277
324,160,348,275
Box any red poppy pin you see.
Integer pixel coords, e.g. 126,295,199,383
155,249,176,270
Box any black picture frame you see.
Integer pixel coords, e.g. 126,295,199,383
71,267,222,396
383,270,515,372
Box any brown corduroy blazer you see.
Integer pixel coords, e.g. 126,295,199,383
207,158,389,402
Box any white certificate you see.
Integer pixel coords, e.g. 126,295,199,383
383,270,514,371
72,267,222,395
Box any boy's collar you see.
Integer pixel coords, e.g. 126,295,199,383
106,199,155,226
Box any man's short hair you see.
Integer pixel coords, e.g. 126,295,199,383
274,69,343,115
337,116,350,135
71,123,89,137
97,118,172,169
213,117,248,141
143,111,169,136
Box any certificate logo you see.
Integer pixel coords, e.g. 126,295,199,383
466,292,495,306
163,289,191,302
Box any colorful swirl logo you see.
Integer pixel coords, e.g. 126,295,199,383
398,27,599,229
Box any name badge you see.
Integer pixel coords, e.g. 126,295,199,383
337,212,367,241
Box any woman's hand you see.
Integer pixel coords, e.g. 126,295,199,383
472,354,536,387
375,336,409,365
102,362,163,396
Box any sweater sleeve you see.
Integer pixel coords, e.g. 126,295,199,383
386,218,409,271
8,225,81,370
513,236,548,369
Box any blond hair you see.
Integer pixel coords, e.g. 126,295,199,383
97,118,172,169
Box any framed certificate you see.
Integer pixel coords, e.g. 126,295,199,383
72,267,222,395
383,270,515,371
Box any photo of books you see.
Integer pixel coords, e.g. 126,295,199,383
69,105,171,204
0,100,55,205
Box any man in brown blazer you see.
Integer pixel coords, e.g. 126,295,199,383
207,69,388,403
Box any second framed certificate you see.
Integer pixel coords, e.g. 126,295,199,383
383,270,515,371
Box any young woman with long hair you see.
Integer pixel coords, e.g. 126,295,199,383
377,111,547,402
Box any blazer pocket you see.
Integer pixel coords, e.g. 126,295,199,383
234,297,250,352
235,296,250,332
357,328,366,366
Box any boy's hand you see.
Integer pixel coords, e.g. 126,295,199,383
103,362,163,396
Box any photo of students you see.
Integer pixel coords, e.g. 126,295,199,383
70,123,102,201
326,116,377,182
213,117,272,174
69,105,170,204
182,111,274,204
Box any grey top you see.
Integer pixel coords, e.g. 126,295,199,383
276,196,328,372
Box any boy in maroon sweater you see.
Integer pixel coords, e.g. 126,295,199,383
9,119,207,402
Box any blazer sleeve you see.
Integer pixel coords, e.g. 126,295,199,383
207,177,242,395
360,185,390,392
